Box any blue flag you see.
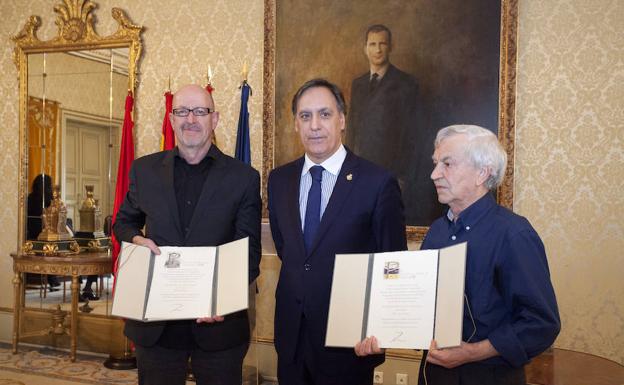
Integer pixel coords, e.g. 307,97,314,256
235,81,251,164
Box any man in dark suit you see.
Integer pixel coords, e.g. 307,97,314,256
268,78,407,384
346,24,419,188
114,84,261,385
347,24,440,226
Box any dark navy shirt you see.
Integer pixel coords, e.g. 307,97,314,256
422,193,560,367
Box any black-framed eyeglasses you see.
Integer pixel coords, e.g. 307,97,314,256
172,107,213,117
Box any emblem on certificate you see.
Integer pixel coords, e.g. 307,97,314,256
384,261,400,279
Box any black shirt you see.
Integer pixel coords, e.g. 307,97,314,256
157,146,216,349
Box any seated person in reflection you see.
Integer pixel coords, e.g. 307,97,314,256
26,173,60,289
355,125,560,385
114,84,261,385
80,274,99,302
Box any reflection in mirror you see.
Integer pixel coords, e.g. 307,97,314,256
24,49,129,315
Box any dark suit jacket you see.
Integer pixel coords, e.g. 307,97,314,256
113,145,261,352
346,64,419,182
267,149,407,376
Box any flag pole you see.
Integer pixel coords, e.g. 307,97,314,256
103,90,137,370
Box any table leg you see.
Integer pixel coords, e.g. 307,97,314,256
12,272,22,354
70,275,79,362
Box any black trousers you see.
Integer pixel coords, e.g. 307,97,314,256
135,342,248,385
418,354,526,385
277,317,374,385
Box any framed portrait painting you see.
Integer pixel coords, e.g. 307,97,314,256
262,0,518,240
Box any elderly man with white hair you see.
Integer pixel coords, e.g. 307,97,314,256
356,125,560,385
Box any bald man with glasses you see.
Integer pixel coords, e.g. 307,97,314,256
114,84,261,385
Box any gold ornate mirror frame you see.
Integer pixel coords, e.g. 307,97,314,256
11,0,143,251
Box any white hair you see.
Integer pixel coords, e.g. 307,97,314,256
435,125,507,189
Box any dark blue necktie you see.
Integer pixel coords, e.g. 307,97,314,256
303,165,323,253
369,72,379,92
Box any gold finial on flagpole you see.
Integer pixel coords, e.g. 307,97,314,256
205,65,214,93
242,61,248,82
167,74,171,92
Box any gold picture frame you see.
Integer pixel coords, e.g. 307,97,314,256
262,0,518,243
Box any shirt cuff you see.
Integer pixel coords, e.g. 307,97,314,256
488,323,529,368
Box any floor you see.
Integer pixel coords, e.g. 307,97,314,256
0,342,137,385
18,277,278,384
0,342,278,384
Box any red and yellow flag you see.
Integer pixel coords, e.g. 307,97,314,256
160,91,175,150
111,91,135,274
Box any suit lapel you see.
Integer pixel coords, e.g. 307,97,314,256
287,158,307,258
158,151,183,239
185,147,228,242
306,151,359,258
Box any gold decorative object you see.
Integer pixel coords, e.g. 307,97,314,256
78,185,105,237
23,185,80,255
42,243,59,255
38,185,71,241
69,241,81,253
22,241,33,254
75,186,110,252
51,304,69,334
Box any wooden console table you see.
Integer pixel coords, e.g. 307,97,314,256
526,348,624,385
11,251,112,361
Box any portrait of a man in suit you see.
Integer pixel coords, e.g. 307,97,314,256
272,0,504,227
346,24,419,193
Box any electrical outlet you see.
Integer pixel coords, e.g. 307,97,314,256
396,373,408,385
373,370,384,384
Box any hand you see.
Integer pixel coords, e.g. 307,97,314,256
355,336,385,356
196,315,225,324
426,339,498,369
132,235,160,255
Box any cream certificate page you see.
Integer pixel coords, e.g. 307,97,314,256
144,247,216,320
366,249,439,348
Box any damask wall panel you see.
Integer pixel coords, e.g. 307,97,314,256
515,0,624,364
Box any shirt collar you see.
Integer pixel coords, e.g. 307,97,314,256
173,145,219,164
370,64,389,81
302,144,347,177
445,192,496,228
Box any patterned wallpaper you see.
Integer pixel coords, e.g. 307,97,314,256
515,0,623,364
1,0,622,365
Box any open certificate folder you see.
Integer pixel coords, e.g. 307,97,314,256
325,242,466,349
112,237,248,321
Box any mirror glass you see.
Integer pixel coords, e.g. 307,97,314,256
23,49,129,314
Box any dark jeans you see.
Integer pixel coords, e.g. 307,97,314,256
418,357,526,385
135,342,248,385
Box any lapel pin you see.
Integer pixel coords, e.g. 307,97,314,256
346,173,353,181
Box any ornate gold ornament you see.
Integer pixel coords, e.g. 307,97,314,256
11,1,143,89
22,241,34,254
69,241,81,253
42,243,59,255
